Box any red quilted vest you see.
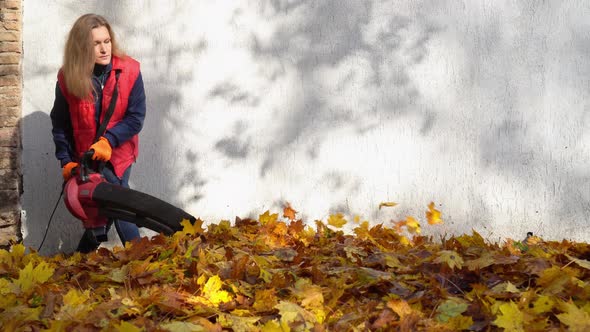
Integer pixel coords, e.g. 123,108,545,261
57,56,140,177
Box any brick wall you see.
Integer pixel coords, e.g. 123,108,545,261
0,0,22,246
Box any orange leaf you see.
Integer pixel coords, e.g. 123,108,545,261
387,299,413,318
392,220,407,233
283,203,297,221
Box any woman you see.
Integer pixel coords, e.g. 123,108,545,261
50,14,146,253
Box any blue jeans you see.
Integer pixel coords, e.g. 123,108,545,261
76,164,141,253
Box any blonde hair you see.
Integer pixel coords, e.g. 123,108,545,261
61,14,125,99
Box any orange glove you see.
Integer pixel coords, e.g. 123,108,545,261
90,136,112,161
62,162,79,181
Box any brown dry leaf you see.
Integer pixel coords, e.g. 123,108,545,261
565,254,590,270
465,251,495,271
253,288,278,312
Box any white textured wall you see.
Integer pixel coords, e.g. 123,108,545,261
22,1,590,254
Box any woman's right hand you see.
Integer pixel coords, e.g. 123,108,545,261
62,162,79,181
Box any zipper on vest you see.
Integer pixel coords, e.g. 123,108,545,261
100,73,106,90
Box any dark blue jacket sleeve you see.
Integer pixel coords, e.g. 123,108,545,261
103,72,146,147
50,83,75,167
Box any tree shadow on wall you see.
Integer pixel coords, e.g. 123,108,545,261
474,2,590,241
212,1,440,217
480,117,590,241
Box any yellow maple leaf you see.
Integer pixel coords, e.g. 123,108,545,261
557,300,590,332
160,321,207,332
405,216,421,234
493,301,525,332
11,243,26,263
399,235,412,246
490,282,520,294
44,321,70,332
56,289,92,320
293,279,324,309
299,226,316,247
202,275,232,305
378,201,398,209
327,213,347,228
434,250,464,270
532,295,555,314
0,278,13,296
291,279,326,323
114,321,142,332
219,313,260,331
0,249,10,265
353,221,371,241
426,202,443,225
14,261,54,293
63,289,90,306
456,231,486,247
448,315,474,330
259,210,278,225
537,266,571,294
180,218,204,236
274,301,316,331
261,320,282,332
16,263,37,291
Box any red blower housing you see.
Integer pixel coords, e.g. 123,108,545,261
63,172,109,229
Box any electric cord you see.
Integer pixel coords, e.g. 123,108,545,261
37,183,65,252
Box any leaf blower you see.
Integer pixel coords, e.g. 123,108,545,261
63,150,196,243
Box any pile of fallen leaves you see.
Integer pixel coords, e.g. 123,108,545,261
2,203,590,331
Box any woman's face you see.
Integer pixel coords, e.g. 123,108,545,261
92,26,111,65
